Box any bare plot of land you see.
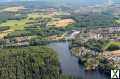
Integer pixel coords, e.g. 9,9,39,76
2,6,25,12
53,19,75,27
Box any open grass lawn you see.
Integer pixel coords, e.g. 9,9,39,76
104,41,120,50
111,41,120,46
0,18,31,38
28,13,42,19
27,12,54,19
0,19,28,30
115,18,120,24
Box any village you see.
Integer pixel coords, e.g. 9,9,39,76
70,25,120,72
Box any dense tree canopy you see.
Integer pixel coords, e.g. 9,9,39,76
0,46,78,79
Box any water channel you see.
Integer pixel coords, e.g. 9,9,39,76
48,42,109,79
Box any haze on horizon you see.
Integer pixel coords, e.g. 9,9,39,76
0,0,120,6
0,0,120,3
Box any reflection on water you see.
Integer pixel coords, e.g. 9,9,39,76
48,42,108,79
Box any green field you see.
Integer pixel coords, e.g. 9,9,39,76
0,12,63,31
0,13,42,30
115,18,120,24
104,41,120,50
115,20,120,24
110,42,120,46
1,19,27,30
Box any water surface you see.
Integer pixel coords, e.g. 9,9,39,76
48,42,108,79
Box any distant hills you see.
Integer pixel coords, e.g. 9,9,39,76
0,0,120,6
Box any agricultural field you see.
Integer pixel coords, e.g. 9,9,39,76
1,19,28,30
0,11,72,30
0,13,42,30
1,6,25,12
51,19,75,28
0,10,73,39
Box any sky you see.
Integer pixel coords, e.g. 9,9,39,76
0,0,120,5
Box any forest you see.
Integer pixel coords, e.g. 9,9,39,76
0,46,78,79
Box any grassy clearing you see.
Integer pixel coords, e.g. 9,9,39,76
28,13,42,19
115,19,120,24
0,19,28,30
104,41,120,50
54,19,75,27
48,19,75,28
27,12,54,19
107,41,120,47
0,11,67,30
111,42,120,46
0,19,30,38
0,13,42,30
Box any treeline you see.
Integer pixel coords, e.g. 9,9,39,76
5,30,32,38
61,12,115,29
0,12,27,23
5,24,65,38
0,26,10,32
0,46,78,79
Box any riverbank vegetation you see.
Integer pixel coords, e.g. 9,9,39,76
71,37,119,76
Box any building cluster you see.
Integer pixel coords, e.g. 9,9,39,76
79,26,120,41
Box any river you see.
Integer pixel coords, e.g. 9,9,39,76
48,42,109,79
